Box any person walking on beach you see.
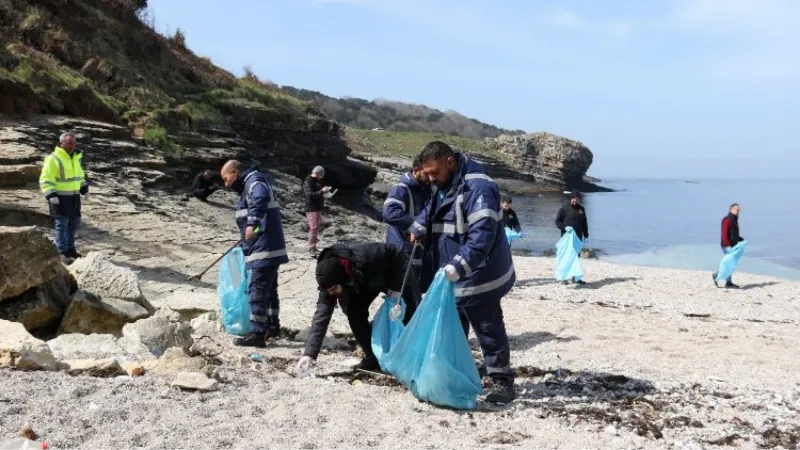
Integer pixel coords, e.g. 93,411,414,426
555,191,589,284
713,203,744,289
501,195,522,233
221,160,289,347
409,141,516,404
382,155,432,291
303,166,331,258
295,242,422,372
39,131,88,265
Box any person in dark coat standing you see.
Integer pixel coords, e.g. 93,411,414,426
190,170,222,201
501,195,522,233
713,203,744,288
303,166,331,258
555,191,589,241
409,141,516,404
382,154,432,291
221,160,289,348
295,242,421,372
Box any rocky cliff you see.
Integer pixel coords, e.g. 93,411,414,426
485,132,607,192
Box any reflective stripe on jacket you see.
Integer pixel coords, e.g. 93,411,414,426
382,172,430,265
39,146,87,217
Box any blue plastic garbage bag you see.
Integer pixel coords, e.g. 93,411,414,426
371,295,407,369
382,270,483,410
505,226,522,246
715,240,748,282
555,226,584,282
217,247,252,335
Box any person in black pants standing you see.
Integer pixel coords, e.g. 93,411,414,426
295,242,421,372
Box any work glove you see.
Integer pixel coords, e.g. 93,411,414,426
296,356,314,371
48,197,60,205
322,186,332,192
387,290,401,300
323,192,333,199
583,237,589,245
444,264,459,282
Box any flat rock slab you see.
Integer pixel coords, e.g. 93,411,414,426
0,319,57,371
0,226,66,301
120,315,192,357
171,371,218,392
64,358,125,377
68,252,147,305
143,347,206,377
0,164,41,187
47,333,127,362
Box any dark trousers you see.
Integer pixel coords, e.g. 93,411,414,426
348,268,422,360
193,188,216,201
459,299,514,384
54,215,81,254
248,266,280,333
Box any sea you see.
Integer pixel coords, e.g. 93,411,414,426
509,179,800,281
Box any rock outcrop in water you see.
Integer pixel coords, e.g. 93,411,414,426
485,132,602,191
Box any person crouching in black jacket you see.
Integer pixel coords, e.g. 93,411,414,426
295,242,422,372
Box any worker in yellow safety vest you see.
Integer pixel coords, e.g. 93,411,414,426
39,131,88,264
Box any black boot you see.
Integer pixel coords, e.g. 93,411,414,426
66,248,82,259
233,332,267,348
485,381,515,404
60,253,75,266
355,354,380,372
724,279,740,289
264,328,281,341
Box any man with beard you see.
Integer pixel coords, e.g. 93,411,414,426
382,154,433,290
409,141,516,404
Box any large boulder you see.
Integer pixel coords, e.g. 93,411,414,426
0,226,67,301
0,319,57,371
119,315,192,357
67,252,153,311
58,290,150,336
0,271,76,333
486,132,594,187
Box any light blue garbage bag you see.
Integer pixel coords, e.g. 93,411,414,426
715,240,748,282
217,247,252,335
505,226,522,246
382,270,483,410
555,226,584,282
371,295,407,369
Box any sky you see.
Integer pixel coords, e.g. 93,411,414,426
148,0,799,180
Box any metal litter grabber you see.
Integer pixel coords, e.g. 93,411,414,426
188,240,242,281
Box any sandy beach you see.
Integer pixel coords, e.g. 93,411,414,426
2,187,800,450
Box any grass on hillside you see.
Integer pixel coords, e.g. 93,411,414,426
344,128,496,159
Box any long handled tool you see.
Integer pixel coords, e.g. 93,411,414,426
188,240,242,281
397,242,420,297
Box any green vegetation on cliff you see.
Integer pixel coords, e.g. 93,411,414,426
0,0,516,157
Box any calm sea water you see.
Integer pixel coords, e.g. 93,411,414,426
509,179,800,281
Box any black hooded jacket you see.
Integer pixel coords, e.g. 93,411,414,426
304,243,412,359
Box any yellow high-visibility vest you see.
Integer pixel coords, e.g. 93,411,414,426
39,146,86,198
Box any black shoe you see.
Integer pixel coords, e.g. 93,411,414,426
485,381,515,404
476,362,487,378
264,328,281,341
574,279,587,285
233,332,267,348
724,282,740,289
561,280,570,285
66,248,82,259
355,355,380,372
712,273,719,287
60,254,75,266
